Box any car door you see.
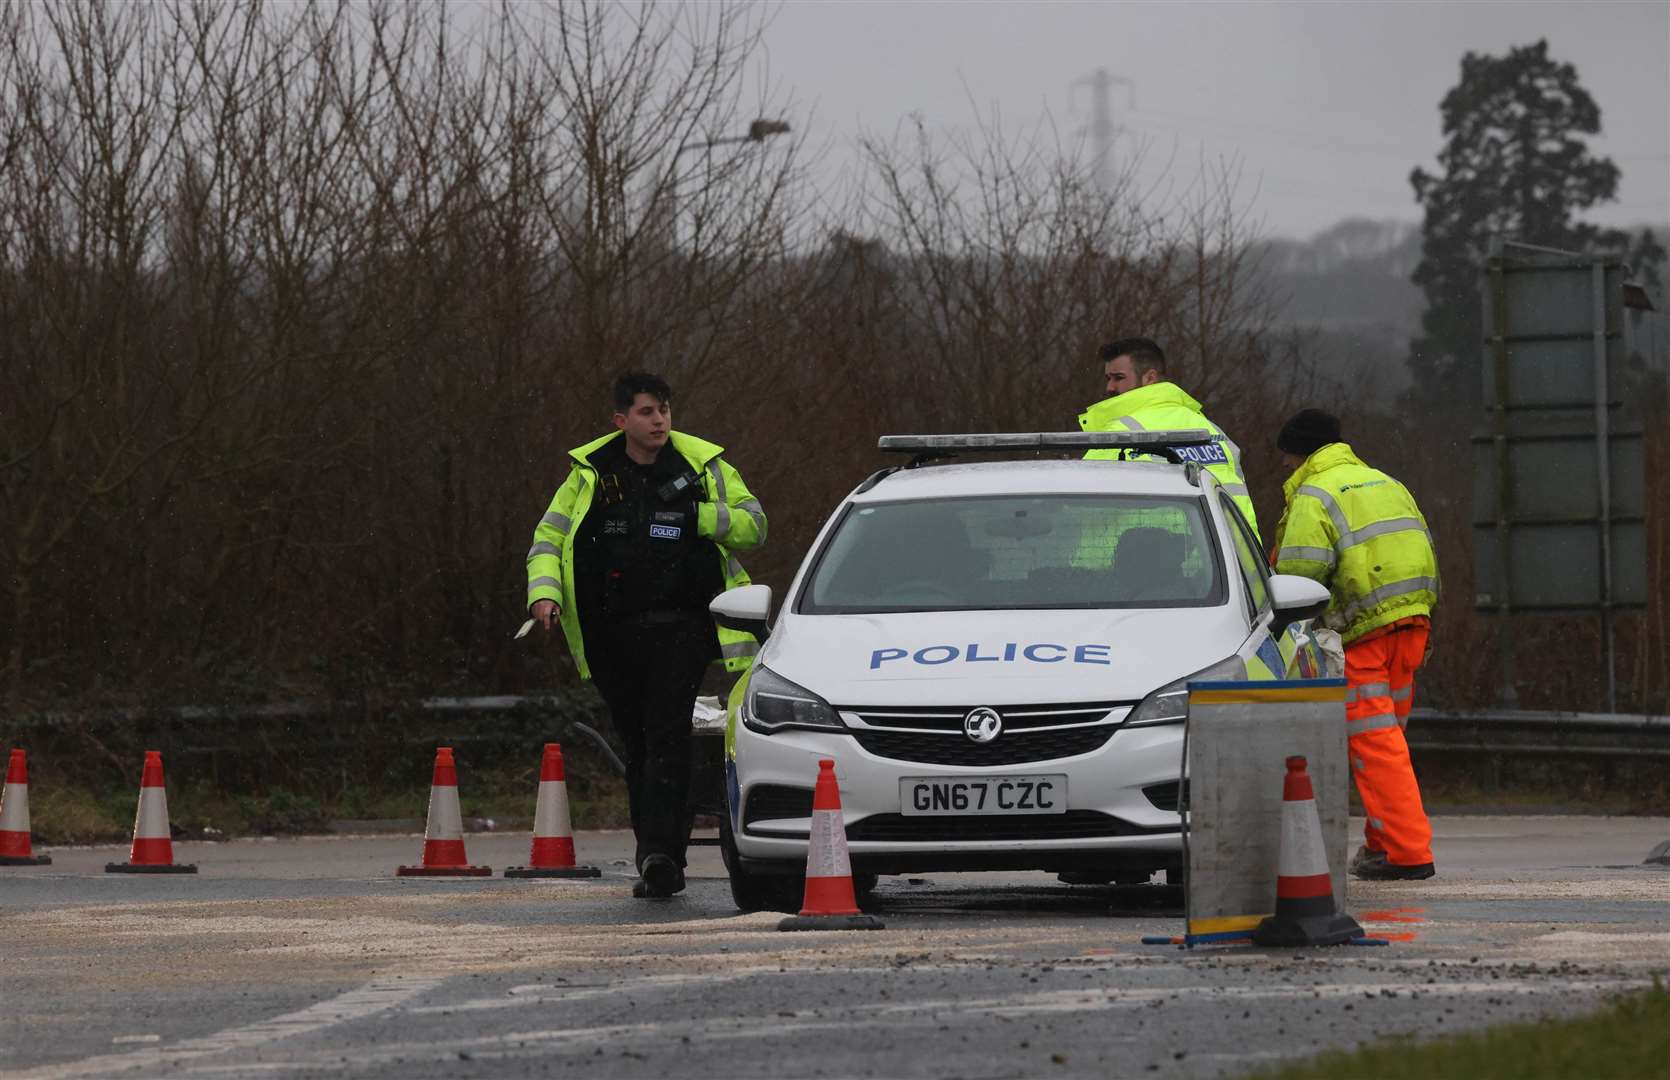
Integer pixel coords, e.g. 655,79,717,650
1218,492,1290,679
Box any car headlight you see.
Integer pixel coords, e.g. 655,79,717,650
743,667,846,735
1123,655,1247,728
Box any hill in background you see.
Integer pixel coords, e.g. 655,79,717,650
1256,217,1668,397
1255,218,1423,398
1261,218,1423,328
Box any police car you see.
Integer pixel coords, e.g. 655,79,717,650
708,430,1330,912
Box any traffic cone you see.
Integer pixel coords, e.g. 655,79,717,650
1,749,51,866
397,747,491,877
1252,755,1362,947
504,743,599,879
106,750,197,874
779,759,884,932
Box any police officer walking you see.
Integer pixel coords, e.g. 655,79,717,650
526,372,766,898
1080,337,1259,538
1270,409,1439,881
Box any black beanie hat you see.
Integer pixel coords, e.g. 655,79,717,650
1276,409,1342,457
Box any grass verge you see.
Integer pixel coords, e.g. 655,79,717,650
1251,981,1670,1080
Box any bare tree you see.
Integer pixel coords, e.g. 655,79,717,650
0,0,815,699
853,111,1318,479
3,0,1655,717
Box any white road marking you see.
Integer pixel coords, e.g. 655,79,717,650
156,975,1651,1074
1536,931,1670,945
1417,880,1666,901
410,962,1038,1017
108,1036,160,1045
19,977,444,1079
874,978,1649,1019
409,968,790,1014
409,954,1667,1024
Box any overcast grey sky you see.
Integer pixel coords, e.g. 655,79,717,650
756,0,1670,240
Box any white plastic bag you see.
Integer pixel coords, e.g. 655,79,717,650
1312,628,1345,679
691,694,726,733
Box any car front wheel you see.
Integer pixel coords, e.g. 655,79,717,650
718,809,804,913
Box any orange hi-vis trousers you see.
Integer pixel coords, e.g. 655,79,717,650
1345,622,1434,867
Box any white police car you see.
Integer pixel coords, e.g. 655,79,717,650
709,431,1330,912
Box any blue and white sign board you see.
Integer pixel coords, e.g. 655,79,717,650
1182,679,1349,944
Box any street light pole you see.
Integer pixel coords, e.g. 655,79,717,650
671,118,790,249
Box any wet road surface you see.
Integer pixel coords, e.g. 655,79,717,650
3,816,1666,1078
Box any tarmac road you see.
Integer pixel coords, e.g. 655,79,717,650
2,816,1666,1079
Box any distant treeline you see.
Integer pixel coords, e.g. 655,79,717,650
1,1,1665,716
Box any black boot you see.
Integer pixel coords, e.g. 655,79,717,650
633,853,685,898
1352,858,1435,881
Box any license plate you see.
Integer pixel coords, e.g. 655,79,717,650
900,775,1067,816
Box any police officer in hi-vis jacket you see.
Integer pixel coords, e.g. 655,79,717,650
527,372,766,898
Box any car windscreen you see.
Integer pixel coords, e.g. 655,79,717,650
798,494,1224,613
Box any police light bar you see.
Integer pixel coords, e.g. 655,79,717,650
877,430,1216,453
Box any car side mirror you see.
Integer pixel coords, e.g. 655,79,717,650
709,583,773,644
1267,574,1331,635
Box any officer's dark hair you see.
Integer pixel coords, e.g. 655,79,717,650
613,371,672,413
1098,337,1167,379
1276,409,1342,458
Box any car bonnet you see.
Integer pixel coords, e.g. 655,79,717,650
761,607,1245,707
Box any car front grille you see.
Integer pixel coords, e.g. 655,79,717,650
833,700,1133,767
845,810,1172,843
839,701,1130,733
850,724,1117,767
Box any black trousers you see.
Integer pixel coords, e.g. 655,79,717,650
585,611,717,871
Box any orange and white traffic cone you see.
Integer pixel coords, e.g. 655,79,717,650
106,750,197,874
505,743,599,879
1252,755,1362,946
779,759,884,932
397,747,491,877
1,749,51,866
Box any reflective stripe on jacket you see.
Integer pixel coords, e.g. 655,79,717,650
526,431,765,679
1078,382,1258,539
1271,442,1438,645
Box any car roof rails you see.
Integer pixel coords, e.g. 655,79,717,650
853,466,900,494
876,430,1217,467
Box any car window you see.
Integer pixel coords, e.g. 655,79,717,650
799,494,1225,613
1219,493,1270,621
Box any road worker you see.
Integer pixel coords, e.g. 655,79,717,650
526,372,766,898
1270,409,1438,880
1079,337,1259,539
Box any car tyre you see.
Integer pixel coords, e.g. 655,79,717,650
719,808,803,913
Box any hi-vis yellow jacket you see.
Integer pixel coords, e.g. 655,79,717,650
1272,443,1438,645
526,431,766,679
1079,382,1259,539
